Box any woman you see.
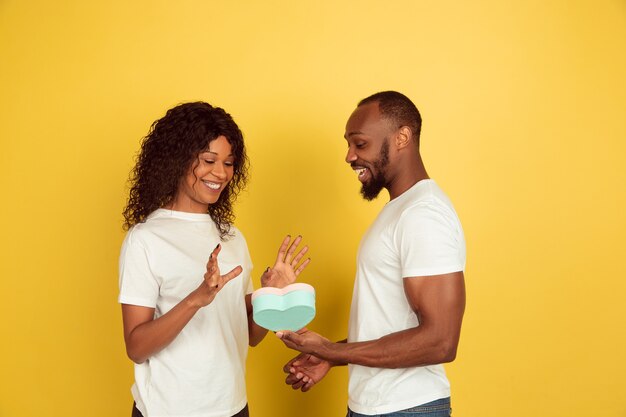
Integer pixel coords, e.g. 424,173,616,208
119,102,309,417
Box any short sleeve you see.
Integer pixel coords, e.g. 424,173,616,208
395,202,465,278
118,231,160,307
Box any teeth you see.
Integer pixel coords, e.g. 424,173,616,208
354,168,366,177
204,181,220,190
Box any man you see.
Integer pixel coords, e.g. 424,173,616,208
277,91,466,417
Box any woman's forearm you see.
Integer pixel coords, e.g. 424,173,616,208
245,294,268,346
123,291,203,364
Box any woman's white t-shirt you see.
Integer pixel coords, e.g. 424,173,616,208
119,209,253,417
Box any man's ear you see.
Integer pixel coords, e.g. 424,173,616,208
396,126,412,149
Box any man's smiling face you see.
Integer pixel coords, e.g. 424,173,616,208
344,102,393,201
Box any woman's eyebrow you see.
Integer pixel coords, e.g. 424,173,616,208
203,150,234,157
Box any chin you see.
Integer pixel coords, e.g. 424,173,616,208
360,184,384,201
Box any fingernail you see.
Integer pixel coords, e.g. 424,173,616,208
265,267,270,272
276,331,283,338
215,243,220,250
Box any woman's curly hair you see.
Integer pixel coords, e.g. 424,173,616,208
123,102,249,239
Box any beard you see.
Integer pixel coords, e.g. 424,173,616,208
360,139,390,201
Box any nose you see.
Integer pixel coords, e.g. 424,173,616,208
212,162,227,180
345,145,357,164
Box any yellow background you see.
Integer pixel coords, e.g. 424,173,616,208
1,1,625,416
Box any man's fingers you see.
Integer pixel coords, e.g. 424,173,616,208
283,353,305,373
285,373,302,385
286,371,308,390
276,330,299,347
291,379,306,390
287,371,315,392
302,379,315,392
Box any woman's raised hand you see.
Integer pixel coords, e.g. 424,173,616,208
193,243,243,307
261,235,311,288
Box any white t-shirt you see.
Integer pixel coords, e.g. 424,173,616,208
118,209,253,417
347,179,466,415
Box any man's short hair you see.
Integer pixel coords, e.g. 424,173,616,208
359,91,422,144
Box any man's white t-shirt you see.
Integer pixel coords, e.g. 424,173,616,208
347,179,466,415
118,209,253,417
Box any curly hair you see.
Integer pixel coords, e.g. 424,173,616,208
123,102,249,239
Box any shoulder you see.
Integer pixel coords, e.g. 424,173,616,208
128,219,155,237
394,181,463,236
400,183,457,219
400,199,457,227
222,225,253,269
224,225,251,252
122,211,167,247
225,224,246,243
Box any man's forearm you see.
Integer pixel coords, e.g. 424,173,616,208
318,326,458,369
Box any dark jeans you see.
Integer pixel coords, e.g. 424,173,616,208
132,402,250,417
347,398,451,417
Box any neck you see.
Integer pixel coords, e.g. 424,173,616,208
164,199,209,214
387,153,429,200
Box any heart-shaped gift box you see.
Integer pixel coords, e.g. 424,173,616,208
251,283,316,331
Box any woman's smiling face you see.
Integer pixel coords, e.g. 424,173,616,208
170,135,235,213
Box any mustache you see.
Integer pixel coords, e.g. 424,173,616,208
350,160,371,169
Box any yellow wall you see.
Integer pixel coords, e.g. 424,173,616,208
1,1,625,416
